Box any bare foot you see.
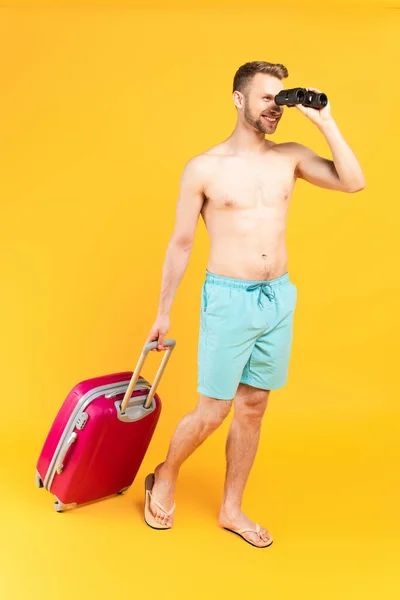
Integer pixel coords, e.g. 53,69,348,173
218,506,273,547
149,462,177,527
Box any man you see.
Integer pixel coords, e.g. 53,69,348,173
143,61,365,548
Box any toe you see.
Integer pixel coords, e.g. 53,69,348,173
256,537,266,547
246,532,261,546
257,534,268,547
244,529,270,547
261,530,272,545
158,511,169,526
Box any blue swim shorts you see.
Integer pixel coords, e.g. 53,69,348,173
197,270,297,400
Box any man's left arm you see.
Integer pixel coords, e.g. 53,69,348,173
292,87,366,193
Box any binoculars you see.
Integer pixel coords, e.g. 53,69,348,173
274,87,328,110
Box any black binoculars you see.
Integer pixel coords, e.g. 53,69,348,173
274,87,328,110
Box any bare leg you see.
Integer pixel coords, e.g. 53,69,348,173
219,383,272,547
150,394,232,526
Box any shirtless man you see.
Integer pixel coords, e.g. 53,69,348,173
143,61,365,547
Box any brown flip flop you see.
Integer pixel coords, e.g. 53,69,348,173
144,473,176,530
223,523,273,548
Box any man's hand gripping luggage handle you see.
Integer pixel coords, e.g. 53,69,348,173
121,339,176,413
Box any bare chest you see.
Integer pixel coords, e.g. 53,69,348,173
203,155,296,210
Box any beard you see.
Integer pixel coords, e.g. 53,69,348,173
243,103,276,134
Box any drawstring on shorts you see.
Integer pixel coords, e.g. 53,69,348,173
246,282,276,308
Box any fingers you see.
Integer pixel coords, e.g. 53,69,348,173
306,86,323,94
146,315,170,352
145,331,160,352
145,333,157,351
157,333,167,352
147,332,168,352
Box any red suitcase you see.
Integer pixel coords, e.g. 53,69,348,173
36,339,176,512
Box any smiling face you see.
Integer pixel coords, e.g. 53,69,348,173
240,73,284,134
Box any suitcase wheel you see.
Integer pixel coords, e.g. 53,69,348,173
36,472,44,488
117,486,130,495
54,499,76,512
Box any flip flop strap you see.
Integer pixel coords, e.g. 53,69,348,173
147,490,176,517
237,523,261,535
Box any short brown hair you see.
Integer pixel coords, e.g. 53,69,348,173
232,61,289,96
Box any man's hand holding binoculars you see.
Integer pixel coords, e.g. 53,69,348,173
294,86,332,127
275,85,332,128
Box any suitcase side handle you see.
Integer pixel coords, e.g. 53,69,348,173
121,339,176,414
56,432,78,474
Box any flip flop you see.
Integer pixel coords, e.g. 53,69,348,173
223,523,273,548
144,473,176,530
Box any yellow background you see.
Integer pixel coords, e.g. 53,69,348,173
1,1,399,598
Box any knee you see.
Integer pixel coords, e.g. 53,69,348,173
235,388,269,423
196,395,232,432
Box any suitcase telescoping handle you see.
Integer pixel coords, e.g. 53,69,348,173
120,339,176,414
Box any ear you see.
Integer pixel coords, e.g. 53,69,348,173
233,91,244,110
